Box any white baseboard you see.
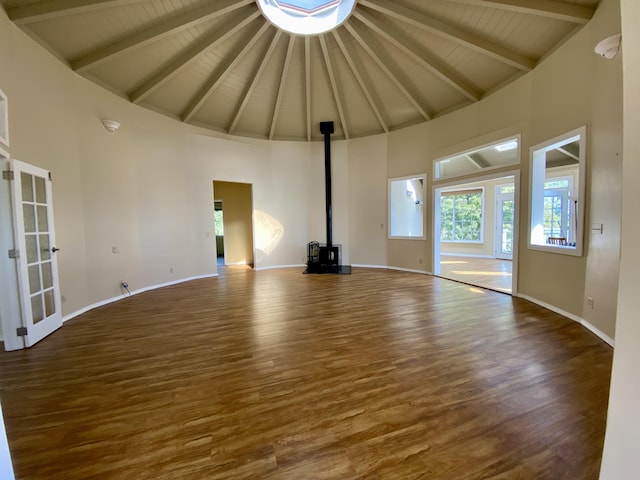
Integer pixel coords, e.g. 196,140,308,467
516,293,614,346
580,319,614,347
62,273,218,323
352,264,432,275
440,253,495,259
254,264,305,271
386,266,432,275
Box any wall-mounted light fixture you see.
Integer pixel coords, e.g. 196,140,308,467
101,119,121,133
594,33,621,60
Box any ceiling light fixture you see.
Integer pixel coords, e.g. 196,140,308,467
594,33,622,60
256,0,357,35
101,119,121,133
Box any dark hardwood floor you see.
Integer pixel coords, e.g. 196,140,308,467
0,267,612,479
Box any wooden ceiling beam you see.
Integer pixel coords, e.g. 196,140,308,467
354,10,481,102
182,22,270,124
344,22,431,121
229,30,283,134
359,0,536,71
332,30,388,133
269,35,296,140
319,35,349,140
129,10,260,104
7,0,139,25
443,0,595,24
70,0,254,72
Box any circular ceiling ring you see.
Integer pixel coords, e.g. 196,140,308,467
256,0,357,35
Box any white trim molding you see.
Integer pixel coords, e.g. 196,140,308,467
62,274,218,323
517,293,614,346
438,253,495,259
254,264,305,271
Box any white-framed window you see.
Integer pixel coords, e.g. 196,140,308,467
529,126,586,256
388,174,426,239
440,188,484,243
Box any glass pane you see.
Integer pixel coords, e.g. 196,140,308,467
28,265,41,294
23,204,36,232
31,294,44,324
44,290,56,317
440,196,454,241
26,235,38,263
440,192,482,241
42,262,53,289
389,176,425,238
214,210,224,235
501,200,514,254
21,172,34,202
35,176,46,203
37,205,49,232
435,138,519,180
40,235,51,260
530,128,584,253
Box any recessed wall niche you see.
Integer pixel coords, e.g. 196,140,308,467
0,87,8,148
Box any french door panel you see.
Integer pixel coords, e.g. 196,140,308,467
10,159,62,347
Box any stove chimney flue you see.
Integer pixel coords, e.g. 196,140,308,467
320,121,334,247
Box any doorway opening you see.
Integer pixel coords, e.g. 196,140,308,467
212,181,255,269
434,173,518,294
214,201,224,266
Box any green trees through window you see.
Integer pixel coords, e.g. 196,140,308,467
440,189,483,242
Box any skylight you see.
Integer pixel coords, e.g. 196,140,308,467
256,0,356,35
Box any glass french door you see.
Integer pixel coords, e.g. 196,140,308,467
11,159,62,347
495,191,514,260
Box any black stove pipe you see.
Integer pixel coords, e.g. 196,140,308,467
320,121,334,248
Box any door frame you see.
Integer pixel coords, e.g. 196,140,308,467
433,169,520,295
212,180,255,268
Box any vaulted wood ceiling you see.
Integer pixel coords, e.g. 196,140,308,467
2,0,600,141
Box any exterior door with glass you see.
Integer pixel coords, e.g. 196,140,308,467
10,159,62,347
495,189,514,260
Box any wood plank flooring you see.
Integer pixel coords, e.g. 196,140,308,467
0,267,612,479
440,255,513,293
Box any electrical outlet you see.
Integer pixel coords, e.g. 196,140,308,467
587,296,594,309
121,281,129,289
169,267,174,274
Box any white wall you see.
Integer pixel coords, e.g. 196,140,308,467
348,135,387,266
599,0,640,477
0,7,326,320
0,0,622,341
384,0,622,338
0,403,14,480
